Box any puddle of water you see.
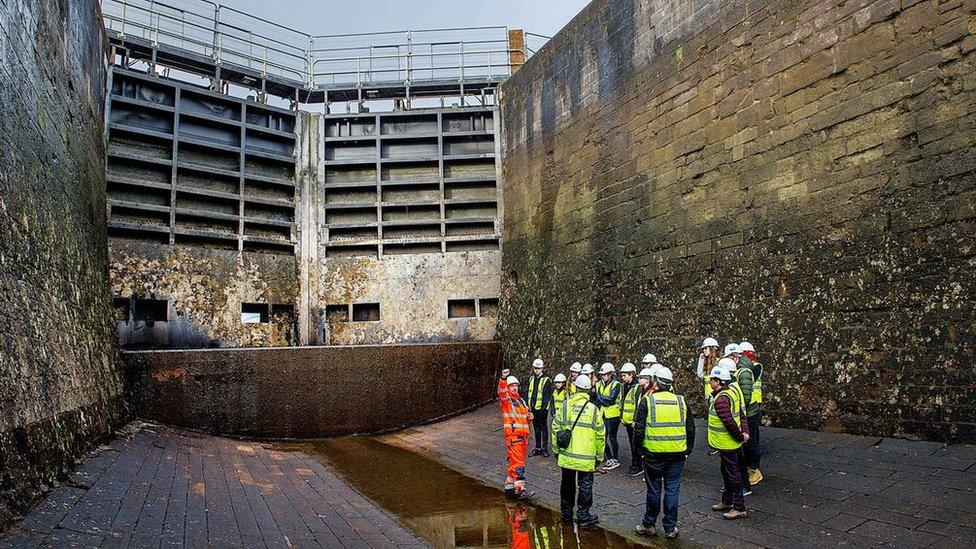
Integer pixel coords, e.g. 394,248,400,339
278,436,666,548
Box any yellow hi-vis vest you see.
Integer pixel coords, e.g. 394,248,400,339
553,387,568,405
729,378,746,410
752,363,763,404
550,393,605,472
597,379,622,418
643,391,688,453
527,375,550,410
621,384,640,424
707,387,742,450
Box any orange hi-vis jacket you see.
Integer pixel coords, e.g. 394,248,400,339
498,378,531,439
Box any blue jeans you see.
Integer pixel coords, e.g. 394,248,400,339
642,457,685,533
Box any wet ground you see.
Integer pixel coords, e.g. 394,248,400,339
282,436,660,548
383,404,976,548
2,409,974,548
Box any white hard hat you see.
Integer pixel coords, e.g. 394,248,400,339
569,362,582,373
574,375,592,390
718,357,737,371
709,366,732,381
641,353,657,364
532,358,544,369
506,376,520,385
740,341,755,352
655,367,674,382
581,363,594,374
620,363,637,373
599,362,615,375
637,367,655,378
701,337,719,349
553,373,567,383
723,343,742,357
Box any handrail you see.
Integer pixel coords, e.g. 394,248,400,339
101,0,546,93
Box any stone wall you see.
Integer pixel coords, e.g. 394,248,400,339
0,0,123,528
123,343,500,438
498,0,976,442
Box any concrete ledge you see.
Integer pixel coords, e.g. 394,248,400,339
123,342,500,438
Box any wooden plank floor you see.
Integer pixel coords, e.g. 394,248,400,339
0,425,427,548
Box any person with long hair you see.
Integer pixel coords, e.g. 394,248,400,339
696,338,721,402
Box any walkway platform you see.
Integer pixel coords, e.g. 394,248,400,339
383,405,976,548
0,425,425,548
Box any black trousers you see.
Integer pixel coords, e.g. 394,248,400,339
719,450,746,511
532,409,549,451
625,423,640,469
559,468,594,521
604,417,620,460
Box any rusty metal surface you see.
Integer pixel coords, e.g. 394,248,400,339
123,342,500,438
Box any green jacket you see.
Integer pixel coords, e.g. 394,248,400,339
736,356,758,417
550,393,605,472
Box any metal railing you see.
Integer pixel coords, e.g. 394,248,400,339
101,0,548,90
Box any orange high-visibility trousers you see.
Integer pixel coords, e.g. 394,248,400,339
505,436,528,492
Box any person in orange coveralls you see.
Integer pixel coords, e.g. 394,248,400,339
499,368,536,501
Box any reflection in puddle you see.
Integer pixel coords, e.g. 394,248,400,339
278,437,656,548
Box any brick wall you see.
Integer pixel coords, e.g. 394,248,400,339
0,0,123,528
498,0,976,442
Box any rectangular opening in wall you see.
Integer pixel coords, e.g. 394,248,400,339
108,158,171,186
352,303,380,322
108,224,170,244
113,297,131,322
448,299,476,318
325,304,350,322
271,304,295,323
381,163,438,183
174,231,237,250
133,298,168,322
241,302,269,323
180,142,241,172
326,188,377,205
326,166,377,185
381,182,440,203
479,298,499,317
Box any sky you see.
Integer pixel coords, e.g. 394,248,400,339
218,0,590,40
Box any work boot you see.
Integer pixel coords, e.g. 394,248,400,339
529,448,542,457
634,523,656,536
577,515,600,527
748,468,764,485
627,466,643,476
723,509,748,520
515,490,535,501
603,459,620,470
711,502,731,512
665,528,679,539
541,449,550,458
743,488,753,496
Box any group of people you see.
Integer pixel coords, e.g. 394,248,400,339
495,338,765,538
